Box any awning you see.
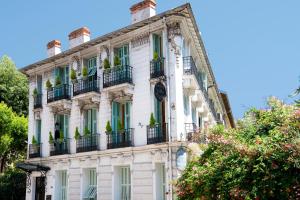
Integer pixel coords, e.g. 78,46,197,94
16,163,50,173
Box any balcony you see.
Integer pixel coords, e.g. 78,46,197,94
107,129,134,149
103,65,133,88
76,134,100,153
49,139,70,156
73,76,100,96
28,143,42,158
47,84,71,103
33,94,42,109
185,123,206,143
150,58,165,79
147,123,168,144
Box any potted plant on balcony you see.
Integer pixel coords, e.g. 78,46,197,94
74,127,80,140
84,126,90,138
149,112,156,128
55,75,62,86
106,121,112,134
59,130,64,143
117,119,126,143
32,135,38,145
103,58,111,71
82,66,88,80
32,88,38,98
70,68,77,84
114,55,121,69
153,51,159,61
49,131,54,144
46,79,53,91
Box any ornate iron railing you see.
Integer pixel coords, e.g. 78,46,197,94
103,65,133,88
47,84,71,103
147,123,168,144
106,129,134,149
49,139,70,156
184,123,206,143
73,76,100,96
76,134,100,153
28,143,42,158
150,57,165,79
34,94,43,109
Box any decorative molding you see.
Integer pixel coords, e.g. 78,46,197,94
168,22,182,55
131,32,150,48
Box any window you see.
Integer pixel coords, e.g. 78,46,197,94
83,169,97,200
112,102,131,131
153,34,162,57
182,39,190,57
183,95,190,116
36,75,42,94
87,57,97,76
56,170,68,200
35,120,41,143
156,163,166,200
117,45,129,66
53,66,69,85
54,115,69,140
84,109,97,134
121,167,131,200
192,107,197,124
201,72,208,91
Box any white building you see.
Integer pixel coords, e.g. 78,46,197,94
19,1,234,200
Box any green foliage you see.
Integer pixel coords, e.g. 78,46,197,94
84,126,90,137
149,113,156,127
117,119,124,132
0,55,28,116
82,66,88,77
70,68,77,81
103,58,111,69
59,130,64,143
55,75,61,86
106,121,112,133
0,167,26,200
114,55,121,67
74,127,80,140
32,88,38,97
31,136,37,144
46,79,52,89
153,51,159,60
49,131,54,143
0,103,27,172
175,97,300,200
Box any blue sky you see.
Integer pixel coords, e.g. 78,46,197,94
0,0,299,119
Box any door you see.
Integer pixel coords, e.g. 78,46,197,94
154,97,166,139
84,109,97,134
153,34,162,57
118,45,129,66
35,120,42,143
35,177,45,200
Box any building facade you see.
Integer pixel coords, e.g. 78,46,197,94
19,1,234,200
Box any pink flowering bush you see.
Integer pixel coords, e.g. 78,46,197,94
175,98,300,200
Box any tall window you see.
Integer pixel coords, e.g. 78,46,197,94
87,57,97,76
192,107,197,125
153,34,162,57
54,115,69,140
83,168,97,200
112,102,131,132
121,167,131,200
84,109,97,134
36,75,42,94
156,163,166,200
56,170,67,200
53,66,69,85
35,119,41,143
117,45,129,66
182,39,190,57
183,95,190,116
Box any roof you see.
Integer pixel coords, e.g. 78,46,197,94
220,91,235,128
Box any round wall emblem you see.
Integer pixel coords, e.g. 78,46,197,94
154,82,166,101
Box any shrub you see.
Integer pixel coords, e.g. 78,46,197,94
153,51,159,60
49,131,54,143
82,66,88,77
84,126,90,137
103,58,110,69
114,55,121,67
74,127,80,140
32,135,38,144
70,68,77,80
55,75,61,86
117,119,124,132
149,113,156,127
46,79,52,89
32,88,38,97
59,130,64,143
106,121,112,133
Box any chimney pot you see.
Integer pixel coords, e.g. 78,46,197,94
68,27,90,49
130,0,156,24
47,40,61,57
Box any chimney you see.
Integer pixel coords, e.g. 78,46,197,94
47,40,61,57
130,0,156,24
68,27,90,49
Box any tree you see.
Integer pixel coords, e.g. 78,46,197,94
175,97,300,200
0,55,28,116
0,103,27,173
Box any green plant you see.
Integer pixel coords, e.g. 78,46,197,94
82,66,88,77
117,119,124,132
55,75,61,86
84,126,90,137
74,127,80,140
114,55,121,67
70,68,77,81
149,112,156,127
59,130,64,143
32,88,38,97
32,135,38,144
49,131,54,143
153,51,159,60
103,58,111,69
46,79,52,89
106,121,112,133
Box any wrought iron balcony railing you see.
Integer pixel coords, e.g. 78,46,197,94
34,94,43,109
73,76,100,96
150,57,165,79
28,143,42,158
184,123,206,143
103,65,133,88
76,134,100,153
49,139,70,156
47,84,71,103
147,123,168,144
106,129,134,149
